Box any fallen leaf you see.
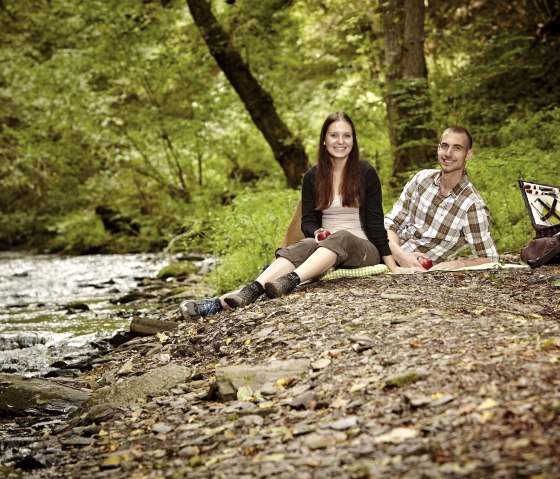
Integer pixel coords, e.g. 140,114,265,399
350,382,368,393
480,410,494,423
504,437,531,450
237,385,254,401
476,398,498,411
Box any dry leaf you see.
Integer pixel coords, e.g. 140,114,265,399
476,398,498,411
156,332,168,343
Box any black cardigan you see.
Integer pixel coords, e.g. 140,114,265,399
300,160,391,258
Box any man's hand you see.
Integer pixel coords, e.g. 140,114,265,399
387,229,429,269
392,265,425,274
397,251,431,268
430,257,491,271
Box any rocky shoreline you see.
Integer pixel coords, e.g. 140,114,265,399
1,259,559,478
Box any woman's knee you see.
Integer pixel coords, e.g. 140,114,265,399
323,230,354,249
275,238,317,267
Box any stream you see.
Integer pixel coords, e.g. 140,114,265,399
0,252,173,377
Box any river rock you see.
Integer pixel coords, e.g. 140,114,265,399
215,359,311,401
88,363,190,408
0,334,46,350
129,316,179,336
0,374,90,417
112,291,156,304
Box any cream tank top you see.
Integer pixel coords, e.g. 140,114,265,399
322,195,367,240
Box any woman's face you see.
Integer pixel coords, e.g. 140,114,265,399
325,120,353,161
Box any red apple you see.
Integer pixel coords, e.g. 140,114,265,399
419,258,433,270
317,230,331,241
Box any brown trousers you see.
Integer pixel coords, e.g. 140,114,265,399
275,230,381,269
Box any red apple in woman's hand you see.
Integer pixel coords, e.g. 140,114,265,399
419,258,433,270
317,230,331,241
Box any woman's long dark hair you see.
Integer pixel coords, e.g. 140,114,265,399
315,112,362,211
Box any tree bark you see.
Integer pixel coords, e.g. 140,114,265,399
380,0,435,185
186,0,309,188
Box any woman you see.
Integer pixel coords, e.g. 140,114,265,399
180,112,420,320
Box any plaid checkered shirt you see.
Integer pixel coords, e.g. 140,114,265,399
384,169,499,263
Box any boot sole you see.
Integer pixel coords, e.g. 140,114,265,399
179,302,201,320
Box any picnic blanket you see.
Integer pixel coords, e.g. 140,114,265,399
317,262,528,282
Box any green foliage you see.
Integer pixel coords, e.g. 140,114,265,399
466,110,560,253
207,181,300,293
427,0,560,146
1,0,559,267
49,211,111,254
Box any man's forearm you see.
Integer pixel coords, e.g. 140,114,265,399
387,229,404,263
432,256,492,270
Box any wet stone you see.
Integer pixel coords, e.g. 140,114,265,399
303,433,337,450
152,422,174,434
61,437,94,447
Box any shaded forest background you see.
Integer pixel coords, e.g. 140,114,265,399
1,0,560,292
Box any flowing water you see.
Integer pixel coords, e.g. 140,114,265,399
0,252,172,377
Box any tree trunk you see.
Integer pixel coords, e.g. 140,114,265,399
381,0,435,185
186,0,309,188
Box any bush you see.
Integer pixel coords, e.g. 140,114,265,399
0,213,43,248
48,211,111,254
208,184,300,294
468,123,560,254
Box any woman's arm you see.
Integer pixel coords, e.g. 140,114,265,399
301,167,322,238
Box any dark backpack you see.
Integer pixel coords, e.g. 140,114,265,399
518,180,560,268
520,232,560,268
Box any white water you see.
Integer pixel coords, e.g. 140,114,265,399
0,252,171,376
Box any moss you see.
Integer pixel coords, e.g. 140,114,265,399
541,337,558,350
385,372,421,389
157,261,199,280
348,462,371,479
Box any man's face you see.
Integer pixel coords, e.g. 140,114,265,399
437,130,472,174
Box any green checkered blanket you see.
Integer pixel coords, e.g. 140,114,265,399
318,262,527,281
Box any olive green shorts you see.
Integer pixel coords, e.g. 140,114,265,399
275,230,381,269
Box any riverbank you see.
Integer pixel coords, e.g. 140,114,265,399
2,258,560,478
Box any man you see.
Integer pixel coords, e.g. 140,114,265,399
384,126,499,270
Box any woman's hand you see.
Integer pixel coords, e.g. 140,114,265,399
314,228,331,243
382,255,423,273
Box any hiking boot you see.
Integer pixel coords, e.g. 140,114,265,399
179,297,222,320
224,281,264,309
264,272,300,299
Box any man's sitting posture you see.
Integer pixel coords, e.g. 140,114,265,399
385,126,499,270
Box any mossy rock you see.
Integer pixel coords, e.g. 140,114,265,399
384,371,425,389
157,261,199,280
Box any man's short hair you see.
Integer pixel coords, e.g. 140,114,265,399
445,126,473,149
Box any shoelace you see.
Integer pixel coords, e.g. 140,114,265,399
196,298,221,317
